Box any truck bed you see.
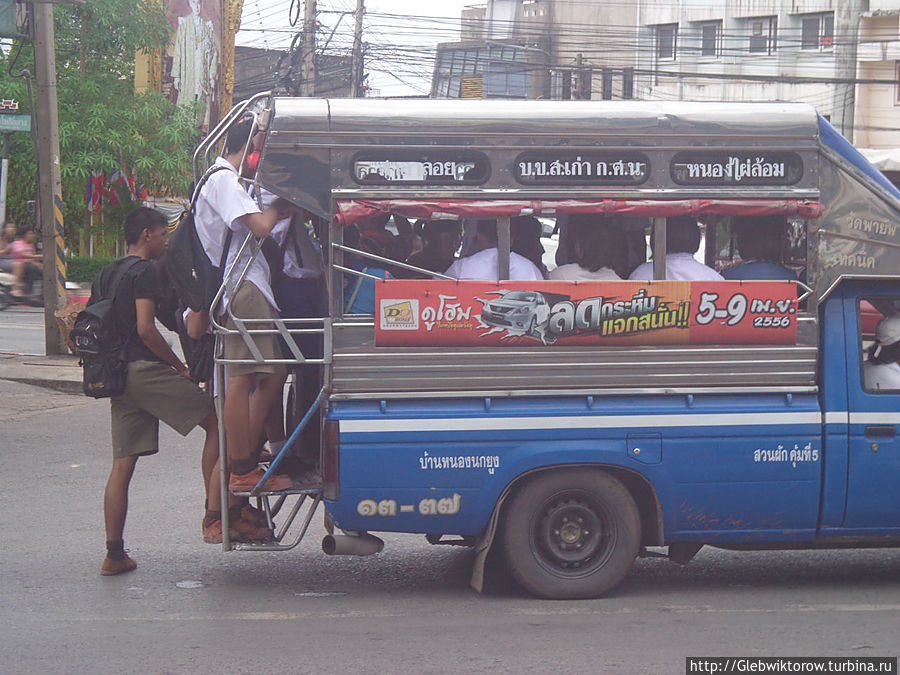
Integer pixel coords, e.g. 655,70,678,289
329,316,818,399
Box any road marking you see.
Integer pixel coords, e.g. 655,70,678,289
20,603,900,623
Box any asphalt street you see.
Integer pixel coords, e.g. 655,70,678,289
0,311,898,674
0,306,46,355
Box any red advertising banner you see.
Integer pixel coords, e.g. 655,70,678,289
375,281,798,347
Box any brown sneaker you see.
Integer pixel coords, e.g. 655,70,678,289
229,467,293,493
232,516,274,543
241,504,268,528
202,519,236,544
203,517,273,544
100,554,137,576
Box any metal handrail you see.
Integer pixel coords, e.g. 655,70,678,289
332,242,456,281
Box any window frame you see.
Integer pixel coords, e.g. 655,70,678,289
655,23,678,61
895,61,900,106
699,20,722,58
800,12,834,52
748,16,777,55
857,297,900,395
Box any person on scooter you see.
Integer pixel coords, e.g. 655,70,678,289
0,224,15,274
9,228,42,297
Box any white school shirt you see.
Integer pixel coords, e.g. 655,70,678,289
628,253,724,282
444,247,544,281
863,361,900,391
549,264,621,281
258,188,323,280
194,157,277,312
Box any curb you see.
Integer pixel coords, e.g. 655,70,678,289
0,376,83,394
0,354,83,394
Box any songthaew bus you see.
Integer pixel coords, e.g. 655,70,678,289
197,97,900,599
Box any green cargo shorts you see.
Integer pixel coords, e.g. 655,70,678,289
220,282,286,378
110,360,213,459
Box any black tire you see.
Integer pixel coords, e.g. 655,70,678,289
501,468,641,599
0,285,11,311
527,316,537,336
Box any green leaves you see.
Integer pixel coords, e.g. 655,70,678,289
0,0,200,249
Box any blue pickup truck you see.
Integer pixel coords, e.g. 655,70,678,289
204,97,900,598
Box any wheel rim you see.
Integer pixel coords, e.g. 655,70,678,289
531,490,616,579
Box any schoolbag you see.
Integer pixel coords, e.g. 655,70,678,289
174,305,215,384
164,165,232,312
71,257,144,399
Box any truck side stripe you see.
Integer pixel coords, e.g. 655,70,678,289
340,412,822,434
848,412,900,425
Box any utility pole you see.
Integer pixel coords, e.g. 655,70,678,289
300,0,317,96
832,0,864,142
32,0,67,355
350,0,365,98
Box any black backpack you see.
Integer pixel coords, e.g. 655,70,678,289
71,257,144,398
164,165,232,312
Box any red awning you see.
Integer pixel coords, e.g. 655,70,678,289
334,198,823,226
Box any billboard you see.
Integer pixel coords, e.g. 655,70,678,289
161,0,222,129
375,281,798,347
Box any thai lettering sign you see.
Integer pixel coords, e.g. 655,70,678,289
671,152,803,186
375,281,798,346
514,152,650,185
0,112,30,133
352,151,490,185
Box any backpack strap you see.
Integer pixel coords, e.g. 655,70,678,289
100,256,146,341
190,163,234,271
189,164,230,215
108,256,145,298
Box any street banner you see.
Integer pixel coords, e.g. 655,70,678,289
374,280,798,347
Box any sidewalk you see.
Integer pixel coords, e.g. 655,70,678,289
0,320,183,395
0,352,83,394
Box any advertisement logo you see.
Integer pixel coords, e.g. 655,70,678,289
380,299,419,330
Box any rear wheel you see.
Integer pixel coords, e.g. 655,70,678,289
501,468,640,599
0,284,12,311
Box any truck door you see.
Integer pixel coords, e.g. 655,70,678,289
843,287,900,531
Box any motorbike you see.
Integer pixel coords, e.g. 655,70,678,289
0,270,43,310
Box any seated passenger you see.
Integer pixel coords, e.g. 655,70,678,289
721,216,798,281
444,220,543,281
511,216,548,278
628,216,723,281
550,215,625,281
402,220,461,278
345,235,396,314
863,317,900,391
358,213,413,262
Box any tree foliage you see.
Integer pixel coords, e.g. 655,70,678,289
0,0,202,249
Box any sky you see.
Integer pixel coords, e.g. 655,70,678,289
235,0,474,96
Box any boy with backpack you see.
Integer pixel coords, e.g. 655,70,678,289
93,207,223,576
191,118,298,540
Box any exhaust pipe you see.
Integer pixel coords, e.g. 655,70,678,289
322,532,384,556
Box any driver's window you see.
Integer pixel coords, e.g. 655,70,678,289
859,297,900,393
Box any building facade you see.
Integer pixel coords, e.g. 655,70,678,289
436,0,899,151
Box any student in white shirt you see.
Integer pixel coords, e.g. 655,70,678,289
193,119,298,540
629,215,723,282
550,215,625,281
864,317,900,391
445,220,544,281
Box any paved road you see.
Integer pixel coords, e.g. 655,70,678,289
0,305,180,358
1,379,898,674
0,306,46,355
